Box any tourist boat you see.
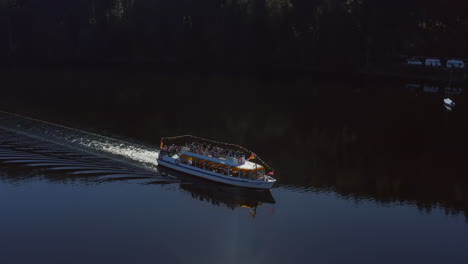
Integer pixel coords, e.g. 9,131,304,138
157,135,276,189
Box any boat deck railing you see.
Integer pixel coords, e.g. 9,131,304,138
160,134,274,174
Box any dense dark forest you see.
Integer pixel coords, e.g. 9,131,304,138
1,0,468,73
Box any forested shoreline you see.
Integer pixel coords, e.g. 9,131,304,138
1,0,468,74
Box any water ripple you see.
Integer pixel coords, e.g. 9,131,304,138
0,128,174,186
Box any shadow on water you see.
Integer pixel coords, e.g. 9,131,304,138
1,68,468,219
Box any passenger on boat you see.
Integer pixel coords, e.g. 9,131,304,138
165,142,248,161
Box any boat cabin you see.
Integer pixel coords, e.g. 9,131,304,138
179,152,265,180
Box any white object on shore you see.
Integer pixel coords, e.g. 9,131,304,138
425,58,442,67
407,58,422,65
446,59,465,69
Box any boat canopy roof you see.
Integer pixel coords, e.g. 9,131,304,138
161,134,272,172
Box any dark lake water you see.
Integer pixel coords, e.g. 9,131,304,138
1,68,468,264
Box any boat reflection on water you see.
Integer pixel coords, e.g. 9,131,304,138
157,166,276,216
180,183,276,216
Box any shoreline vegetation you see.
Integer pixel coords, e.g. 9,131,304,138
2,59,467,86
1,0,468,84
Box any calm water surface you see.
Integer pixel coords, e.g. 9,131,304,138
1,69,468,264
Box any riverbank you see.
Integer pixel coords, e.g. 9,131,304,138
2,59,467,87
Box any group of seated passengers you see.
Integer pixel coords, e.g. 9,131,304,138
161,142,245,159
160,144,182,156
186,142,243,158
186,159,263,179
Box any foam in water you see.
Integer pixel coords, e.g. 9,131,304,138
80,139,158,166
0,111,160,171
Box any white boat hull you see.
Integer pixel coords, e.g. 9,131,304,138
157,156,275,189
